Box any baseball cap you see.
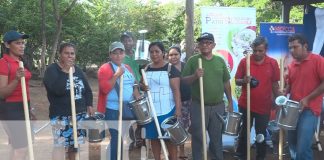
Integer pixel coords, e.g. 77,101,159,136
120,31,133,39
109,42,125,53
197,32,214,42
3,30,29,42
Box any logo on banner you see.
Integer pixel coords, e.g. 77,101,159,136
269,25,295,34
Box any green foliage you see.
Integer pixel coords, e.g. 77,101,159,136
0,0,310,71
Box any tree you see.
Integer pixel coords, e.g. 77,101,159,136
40,0,46,78
49,0,78,65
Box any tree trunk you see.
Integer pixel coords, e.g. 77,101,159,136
39,0,47,78
49,18,62,64
185,0,195,61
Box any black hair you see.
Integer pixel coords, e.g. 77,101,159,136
288,33,308,46
251,36,268,49
168,45,181,54
149,41,166,54
59,42,76,54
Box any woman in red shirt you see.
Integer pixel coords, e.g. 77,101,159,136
0,30,32,160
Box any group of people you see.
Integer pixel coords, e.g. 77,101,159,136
0,29,323,160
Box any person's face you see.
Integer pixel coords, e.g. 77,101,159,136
109,48,125,65
5,38,26,56
198,40,215,55
149,45,164,64
252,44,267,62
288,40,308,62
59,46,76,66
122,37,134,51
168,48,181,65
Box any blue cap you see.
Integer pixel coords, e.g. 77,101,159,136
3,30,29,42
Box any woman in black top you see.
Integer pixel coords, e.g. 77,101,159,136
43,42,94,160
168,45,191,159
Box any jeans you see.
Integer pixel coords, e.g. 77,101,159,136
236,107,269,160
288,109,317,160
105,109,123,160
190,101,225,160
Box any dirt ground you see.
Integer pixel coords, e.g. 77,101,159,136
1,77,324,160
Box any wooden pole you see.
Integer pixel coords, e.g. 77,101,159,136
246,53,251,160
198,58,207,160
117,75,124,160
19,61,34,160
279,59,284,160
69,67,79,149
141,69,169,160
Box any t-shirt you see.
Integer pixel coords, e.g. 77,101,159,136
0,54,32,102
182,54,231,105
123,53,141,82
43,63,93,117
106,63,136,110
288,53,324,116
235,56,280,115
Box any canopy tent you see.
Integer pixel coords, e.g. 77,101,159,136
273,0,324,22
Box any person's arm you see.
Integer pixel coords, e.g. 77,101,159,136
97,64,123,95
300,81,324,108
224,80,233,112
170,77,182,117
0,68,22,98
181,68,203,85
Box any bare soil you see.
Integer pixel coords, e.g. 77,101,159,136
1,77,324,160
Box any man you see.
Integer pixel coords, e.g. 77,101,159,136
234,36,280,160
121,31,141,82
285,33,324,160
182,32,233,160
120,32,145,152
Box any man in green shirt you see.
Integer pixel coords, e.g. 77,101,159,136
182,32,233,160
121,32,141,82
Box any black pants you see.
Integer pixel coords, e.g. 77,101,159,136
236,107,270,160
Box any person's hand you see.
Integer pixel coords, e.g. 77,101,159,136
140,84,149,92
299,96,310,110
243,75,251,84
114,66,124,77
195,68,204,78
15,67,25,80
87,106,95,116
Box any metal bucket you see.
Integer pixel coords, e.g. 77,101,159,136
134,40,150,65
80,112,106,143
224,112,242,136
129,97,153,125
276,100,301,130
161,116,188,145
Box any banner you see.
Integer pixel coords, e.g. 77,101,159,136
260,23,304,68
201,7,256,112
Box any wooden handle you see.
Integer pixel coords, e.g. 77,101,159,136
19,61,35,160
69,67,78,149
198,58,207,160
246,53,251,160
141,69,169,160
279,59,284,160
117,75,123,160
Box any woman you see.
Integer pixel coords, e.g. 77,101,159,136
43,42,94,160
142,41,181,160
0,30,32,160
168,45,191,160
97,41,140,160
